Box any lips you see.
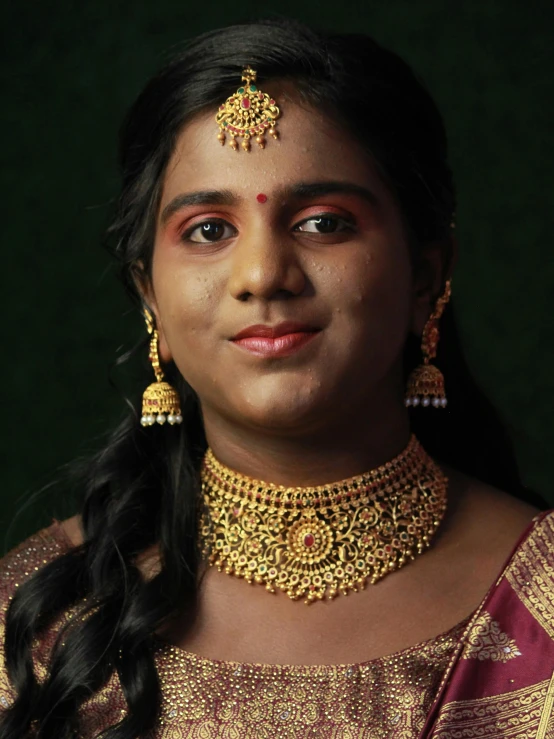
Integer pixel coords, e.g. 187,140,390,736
232,322,318,340
231,322,321,358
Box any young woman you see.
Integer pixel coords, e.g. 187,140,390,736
1,18,552,739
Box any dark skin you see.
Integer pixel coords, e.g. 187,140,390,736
63,92,538,665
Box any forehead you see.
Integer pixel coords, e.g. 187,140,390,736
160,98,387,204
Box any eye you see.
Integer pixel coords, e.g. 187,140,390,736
294,214,355,235
182,219,236,244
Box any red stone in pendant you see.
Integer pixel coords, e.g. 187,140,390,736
304,534,315,548
242,98,251,109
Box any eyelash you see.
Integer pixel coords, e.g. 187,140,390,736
180,213,356,244
180,219,234,243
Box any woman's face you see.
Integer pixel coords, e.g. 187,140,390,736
147,95,430,439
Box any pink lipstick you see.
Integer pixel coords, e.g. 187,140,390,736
231,322,320,358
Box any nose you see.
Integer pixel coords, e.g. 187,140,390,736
227,226,306,302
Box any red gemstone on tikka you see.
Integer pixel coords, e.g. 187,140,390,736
241,98,251,109
304,534,315,548
269,99,275,104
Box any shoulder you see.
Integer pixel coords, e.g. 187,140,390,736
0,521,74,605
0,521,75,698
0,520,75,619
503,508,554,590
430,470,544,605
444,469,541,559
526,508,554,543
487,508,554,642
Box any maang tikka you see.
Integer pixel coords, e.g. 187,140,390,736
140,309,182,427
405,280,452,409
215,67,281,151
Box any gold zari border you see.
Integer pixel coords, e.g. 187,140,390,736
537,671,554,739
505,514,554,639
433,678,554,738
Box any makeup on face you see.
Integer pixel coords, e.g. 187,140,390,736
230,321,322,359
150,102,413,436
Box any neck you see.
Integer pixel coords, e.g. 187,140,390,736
201,398,411,487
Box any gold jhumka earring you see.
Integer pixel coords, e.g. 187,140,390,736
215,67,281,151
140,309,182,427
405,280,452,409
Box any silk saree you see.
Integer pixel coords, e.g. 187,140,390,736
0,512,553,738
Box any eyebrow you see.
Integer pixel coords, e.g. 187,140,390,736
289,181,379,206
160,189,237,224
160,181,379,225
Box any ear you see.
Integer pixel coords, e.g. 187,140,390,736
132,262,174,364
411,236,457,335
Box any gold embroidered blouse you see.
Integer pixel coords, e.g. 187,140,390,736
0,523,466,738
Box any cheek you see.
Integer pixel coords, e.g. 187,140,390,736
326,243,412,336
151,252,224,355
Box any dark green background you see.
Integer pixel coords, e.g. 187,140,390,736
3,0,553,549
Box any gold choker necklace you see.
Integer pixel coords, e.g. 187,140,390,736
200,436,448,604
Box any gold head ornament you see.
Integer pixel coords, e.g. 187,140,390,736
215,68,281,151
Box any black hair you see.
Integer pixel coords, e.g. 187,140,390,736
0,17,541,739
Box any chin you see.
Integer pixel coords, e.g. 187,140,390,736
233,384,335,434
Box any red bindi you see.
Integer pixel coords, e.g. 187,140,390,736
256,193,268,203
